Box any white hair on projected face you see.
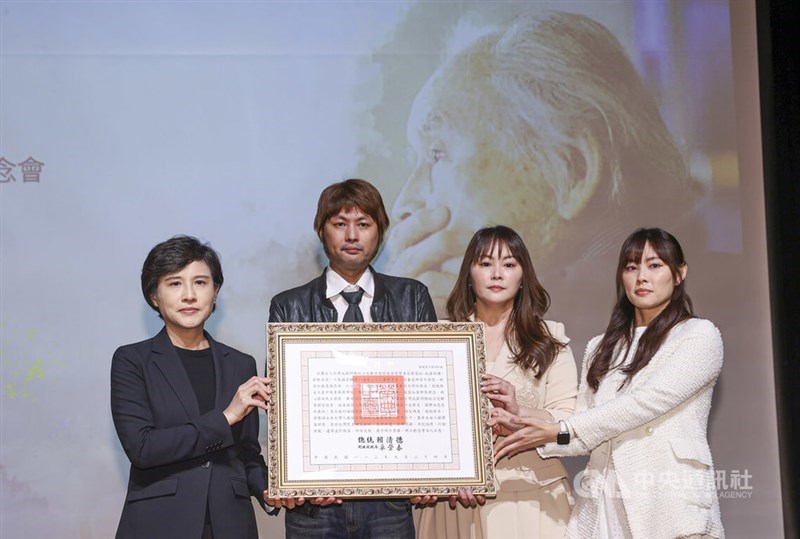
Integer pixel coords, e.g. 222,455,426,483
439,10,690,222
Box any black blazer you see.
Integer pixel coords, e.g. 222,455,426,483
111,327,267,539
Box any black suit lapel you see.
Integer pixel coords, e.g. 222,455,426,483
151,327,201,418
208,333,232,409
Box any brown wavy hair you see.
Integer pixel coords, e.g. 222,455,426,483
446,226,564,378
587,228,694,391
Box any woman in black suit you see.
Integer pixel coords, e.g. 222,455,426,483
111,235,273,538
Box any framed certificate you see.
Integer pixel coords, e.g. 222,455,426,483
266,321,496,499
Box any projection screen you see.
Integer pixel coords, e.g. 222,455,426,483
0,1,781,537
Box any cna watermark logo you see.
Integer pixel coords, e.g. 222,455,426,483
572,467,753,500
0,157,45,184
715,469,753,499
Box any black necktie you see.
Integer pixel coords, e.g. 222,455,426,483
341,288,365,322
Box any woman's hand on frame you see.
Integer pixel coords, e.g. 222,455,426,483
481,374,520,415
223,376,271,426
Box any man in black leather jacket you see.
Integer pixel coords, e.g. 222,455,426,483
269,266,436,325
267,178,436,539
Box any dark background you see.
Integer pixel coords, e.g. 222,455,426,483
757,1,800,537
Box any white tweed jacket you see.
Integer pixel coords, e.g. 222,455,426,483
539,318,724,539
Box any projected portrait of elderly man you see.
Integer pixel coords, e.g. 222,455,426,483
379,11,693,310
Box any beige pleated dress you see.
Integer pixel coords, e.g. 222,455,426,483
414,320,578,539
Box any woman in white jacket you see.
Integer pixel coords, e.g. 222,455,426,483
490,227,724,539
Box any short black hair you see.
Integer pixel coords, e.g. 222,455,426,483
141,235,223,314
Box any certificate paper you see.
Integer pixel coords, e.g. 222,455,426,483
266,322,496,498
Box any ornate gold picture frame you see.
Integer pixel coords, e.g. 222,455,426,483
266,322,496,499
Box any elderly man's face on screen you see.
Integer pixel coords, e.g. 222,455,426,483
379,42,565,309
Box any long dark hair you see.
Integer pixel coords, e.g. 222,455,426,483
446,226,564,378
587,228,694,391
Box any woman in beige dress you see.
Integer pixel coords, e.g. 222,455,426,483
415,225,578,539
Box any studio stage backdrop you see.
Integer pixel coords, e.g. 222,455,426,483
0,1,781,537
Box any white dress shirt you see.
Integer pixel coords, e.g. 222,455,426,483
325,267,375,322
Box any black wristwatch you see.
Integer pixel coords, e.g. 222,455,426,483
557,420,570,445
